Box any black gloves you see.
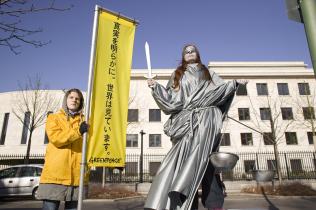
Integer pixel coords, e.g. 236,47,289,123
79,121,89,135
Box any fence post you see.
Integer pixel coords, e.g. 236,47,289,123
139,130,146,183
284,153,290,180
102,167,105,187
313,152,316,178
256,153,259,170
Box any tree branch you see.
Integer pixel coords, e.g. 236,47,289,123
0,0,73,53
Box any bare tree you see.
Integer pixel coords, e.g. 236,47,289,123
0,0,72,54
12,74,59,164
293,83,316,151
246,94,296,184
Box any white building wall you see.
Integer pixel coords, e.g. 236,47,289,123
0,62,315,157
0,90,63,155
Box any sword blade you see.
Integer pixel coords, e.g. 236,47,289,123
145,41,152,78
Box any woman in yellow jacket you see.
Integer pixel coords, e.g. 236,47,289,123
38,88,89,210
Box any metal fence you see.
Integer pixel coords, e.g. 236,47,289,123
0,154,44,169
1,151,315,183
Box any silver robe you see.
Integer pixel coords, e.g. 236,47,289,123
144,64,237,210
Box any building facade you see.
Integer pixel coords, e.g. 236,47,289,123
0,61,315,159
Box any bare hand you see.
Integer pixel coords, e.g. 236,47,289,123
147,79,156,88
237,79,248,86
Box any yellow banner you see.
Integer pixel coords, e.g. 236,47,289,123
87,9,136,167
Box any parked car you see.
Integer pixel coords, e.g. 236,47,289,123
0,164,43,199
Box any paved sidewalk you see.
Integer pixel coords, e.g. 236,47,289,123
0,194,315,209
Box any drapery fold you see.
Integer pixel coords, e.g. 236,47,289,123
144,65,237,210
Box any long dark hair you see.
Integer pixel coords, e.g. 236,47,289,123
172,44,211,89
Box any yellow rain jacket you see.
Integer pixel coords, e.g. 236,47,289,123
40,109,88,186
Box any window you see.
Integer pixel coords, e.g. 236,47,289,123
267,160,277,170
149,109,161,122
21,111,31,144
263,132,273,145
220,133,231,146
303,107,315,120
256,83,268,95
0,167,18,179
18,167,36,177
238,108,250,120
277,83,289,95
307,132,314,145
125,162,138,175
290,159,303,172
236,85,247,96
44,111,53,144
260,108,271,120
241,133,253,146
149,162,161,176
281,107,293,120
35,167,42,176
298,83,310,95
285,132,298,145
149,134,161,147
126,134,138,147
244,160,255,173
0,113,10,145
128,109,138,122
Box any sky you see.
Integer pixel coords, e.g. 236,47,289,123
0,0,312,92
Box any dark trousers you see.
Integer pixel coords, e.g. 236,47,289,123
42,200,78,210
191,163,225,209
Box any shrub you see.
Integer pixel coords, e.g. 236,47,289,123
88,184,141,199
241,182,316,196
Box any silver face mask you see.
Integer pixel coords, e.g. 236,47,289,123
184,46,197,63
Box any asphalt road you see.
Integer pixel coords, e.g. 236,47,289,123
0,194,315,210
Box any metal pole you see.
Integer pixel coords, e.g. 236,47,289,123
299,0,316,75
228,116,263,134
284,153,290,180
78,5,100,210
299,0,316,150
256,153,260,170
139,130,145,183
102,167,105,188
313,152,316,178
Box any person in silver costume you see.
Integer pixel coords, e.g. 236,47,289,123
145,44,247,210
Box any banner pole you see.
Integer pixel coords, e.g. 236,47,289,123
78,5,100,210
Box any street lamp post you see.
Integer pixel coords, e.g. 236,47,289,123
139,130,146,183
286,0,316,151
286,0,316,76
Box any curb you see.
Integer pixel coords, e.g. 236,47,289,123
85,195,146,202
226,193,316,200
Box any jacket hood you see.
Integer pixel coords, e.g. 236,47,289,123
62,92,84,118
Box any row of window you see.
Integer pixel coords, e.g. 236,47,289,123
130,106,315,123
0,112,52,146
238,107,315,121
126,131,315,148
0,109,162,146
236,82,311,96
127,134,161,147
1,110,315,147
0,112,34,146
128,109,161,122
220,132,315,146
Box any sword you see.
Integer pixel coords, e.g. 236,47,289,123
144,41,156,79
